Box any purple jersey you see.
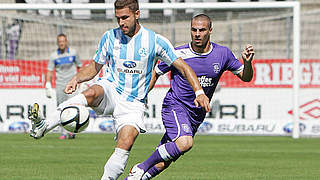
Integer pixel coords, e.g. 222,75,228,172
155,42,243,123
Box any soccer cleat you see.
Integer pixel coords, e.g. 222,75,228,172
127,164,145,180
28,103,47,139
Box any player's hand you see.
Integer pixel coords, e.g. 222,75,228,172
194,94,210,113
45,82,53,98
64,77,78,94
242,44,254,62
45,88,53,98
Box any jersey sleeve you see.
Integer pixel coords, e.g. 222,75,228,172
47,53,55,71
155,34,178,66
155,61,172,75
225,48,244,75
93,31,109,65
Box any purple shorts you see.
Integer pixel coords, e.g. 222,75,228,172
159,105,202,145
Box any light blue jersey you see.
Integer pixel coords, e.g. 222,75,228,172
48,47,82,87
93,26,178,102
48,47,82,105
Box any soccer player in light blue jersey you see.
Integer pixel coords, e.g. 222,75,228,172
125,14,255,180
45,33,82,139
27,1,210,179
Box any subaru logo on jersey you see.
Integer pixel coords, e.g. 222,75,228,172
9,121,29,132
123,61,137,68
212,63,220,73
69,57,73,61
283,122,306,133
138,47,148,57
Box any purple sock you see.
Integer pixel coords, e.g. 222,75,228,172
138,142,181,172
142,166,161,180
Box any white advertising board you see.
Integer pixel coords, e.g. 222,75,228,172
0,88,319,136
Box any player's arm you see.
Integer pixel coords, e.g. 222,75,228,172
65,60,102,94
172,58,210,112
148,70,160,93
148,61,171,92
45,70,53,86
237,44,255,82
45,70,54,98
75,51,82,72
45,56,55,98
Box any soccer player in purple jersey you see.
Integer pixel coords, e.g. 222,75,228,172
125,14,255,180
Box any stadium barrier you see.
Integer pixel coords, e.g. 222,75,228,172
1,59,319,136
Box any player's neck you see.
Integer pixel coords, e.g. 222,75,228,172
59,47,67,54
128,23,141,38
191,42,211,54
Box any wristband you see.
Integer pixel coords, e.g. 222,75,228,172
45,82,52,89
195,89,204,97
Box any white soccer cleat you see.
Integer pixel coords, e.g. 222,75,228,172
28,103,48,139
127,164,145,180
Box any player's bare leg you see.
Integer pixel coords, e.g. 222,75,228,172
101,125,139,180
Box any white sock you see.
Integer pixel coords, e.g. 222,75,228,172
101,148,130,180
58,93,88,110
44,93,88,134
45,110,61,133
141,173,152,180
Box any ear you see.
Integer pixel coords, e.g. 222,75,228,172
209,27,213,34
135,10,140,20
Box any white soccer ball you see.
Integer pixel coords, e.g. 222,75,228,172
60,105,90,133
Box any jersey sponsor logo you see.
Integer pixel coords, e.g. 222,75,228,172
117,68,142,74
212,63,220,73
198,75,214,87
138,47,148,57
123,61,137,68
116,59,143,74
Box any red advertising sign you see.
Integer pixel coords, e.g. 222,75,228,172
219,59,320,88
1,59,319,88
0,60,48,88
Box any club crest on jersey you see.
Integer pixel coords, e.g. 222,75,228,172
182,124,191,133
212,63,220,73
138,47,148,57
123,61,136,68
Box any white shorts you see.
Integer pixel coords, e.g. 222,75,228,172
93,77,146,134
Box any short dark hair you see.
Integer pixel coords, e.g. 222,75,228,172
114,0,139,12
192,14,212,29
57,33,67,39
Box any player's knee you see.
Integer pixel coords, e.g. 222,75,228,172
176,136,193,153
82,85,104,106
82,87,96,98
180,141,193,152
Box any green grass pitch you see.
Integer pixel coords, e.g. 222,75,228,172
1,133,320,180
